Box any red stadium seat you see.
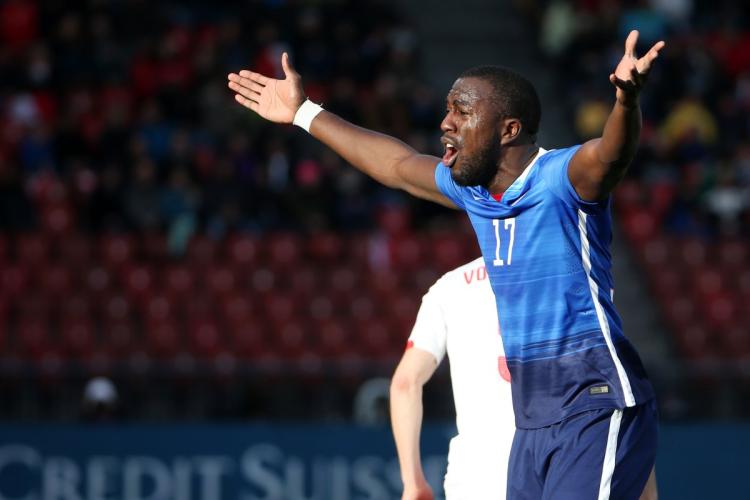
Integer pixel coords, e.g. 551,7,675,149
263,292,298,324
59,294,93,321
203,265,237,297
163,265,195,298
104,321,138,358
699,293,737,331
16,234,50,267
143,294,174,324
61,319,95,358
58,234,93,268
184,294,216,322
273,321,309,359
121,264,154,301
218,293,254,327
716,240,748,272
368,268,402,297
99,293,133,323
17,295,52,323
620,209,657,246
227,235,261,269
639,236,671,271
315,320,351,358
376,205,411,237
307,295,335,322
432,234,470,272
346,293,379,321
100,235,136,270
389,235,425,270
358,319,395,359
186,235,218,267
677,238,709,269
662,295,696,330
307,232,343,263
189,320,222,358
0,264,30,297
289,265,321,295
146,320,182,359
691,268,725,299
267,233,302,269
17,320,54,359
722,325,750,359
230,320,268,359
39,265,75,298
674,324,714,360
327,265,360,296
84,266,113,295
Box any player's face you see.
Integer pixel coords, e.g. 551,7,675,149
440,77,501,187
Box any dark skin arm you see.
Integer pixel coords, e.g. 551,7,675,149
227,53,455,208
568,30,665,202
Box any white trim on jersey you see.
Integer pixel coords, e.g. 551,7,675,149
597,408,623,500
577,210,636,406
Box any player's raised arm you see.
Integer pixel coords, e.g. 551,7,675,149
390,347,439,500
568,30,665,201
227,52,455,209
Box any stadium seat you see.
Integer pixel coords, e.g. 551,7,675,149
84,266,113,295
163,265,195,298
218,293,254,327
620,209,657,246
186,235,218,267
227,235,261,269
146,320,182,359
16,233,50,266
59,294,93,321
17,320,55,360
289,265,321,295
61,319,95,359
189,321,223,358
229,320,268,359
100,293,132,323
307,232,343,263
203,265,237,297
121,264,154,301
267,233,302,269
143,294,174,324
0,264,30,297
274,321,309,359
105,320,138,359
357,319,395,360
39,265,75,297
390,235,425,270
100,235,136,269
58,234,93,268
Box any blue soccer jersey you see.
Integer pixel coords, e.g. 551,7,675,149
435,146,654,429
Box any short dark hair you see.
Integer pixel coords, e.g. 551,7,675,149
459,65,541,137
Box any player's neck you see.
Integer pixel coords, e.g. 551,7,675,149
487,143,539,195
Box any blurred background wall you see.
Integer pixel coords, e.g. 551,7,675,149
0,0,747,498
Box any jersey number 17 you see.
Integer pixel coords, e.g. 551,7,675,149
492,218,516,267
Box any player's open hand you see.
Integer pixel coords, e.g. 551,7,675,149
227,52,305,124
609,30,665,106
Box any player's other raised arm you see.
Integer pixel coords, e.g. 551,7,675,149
568,30,665,201
227,52,455,209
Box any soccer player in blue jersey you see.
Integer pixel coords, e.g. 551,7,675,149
228,30,664,500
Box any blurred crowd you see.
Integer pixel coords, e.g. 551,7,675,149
0,0,446,253
532,0,750,238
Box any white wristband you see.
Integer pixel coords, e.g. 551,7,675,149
292,99,323,132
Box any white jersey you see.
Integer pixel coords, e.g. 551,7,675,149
408,257,514,499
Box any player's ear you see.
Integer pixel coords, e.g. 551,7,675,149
499,117,522,145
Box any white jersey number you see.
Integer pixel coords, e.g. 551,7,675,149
492,218,516,266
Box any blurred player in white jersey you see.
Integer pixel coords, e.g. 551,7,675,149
389,258,658,500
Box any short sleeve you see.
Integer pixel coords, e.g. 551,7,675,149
540,145,606,210
434,162,466,210
408,289,448,365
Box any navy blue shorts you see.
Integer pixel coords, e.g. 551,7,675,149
507,399,658,500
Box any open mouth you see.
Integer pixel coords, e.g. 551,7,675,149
441,138,459,167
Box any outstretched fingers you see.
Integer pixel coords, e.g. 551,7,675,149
624,30,639,58
637,40,666,74
234,93,259,112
